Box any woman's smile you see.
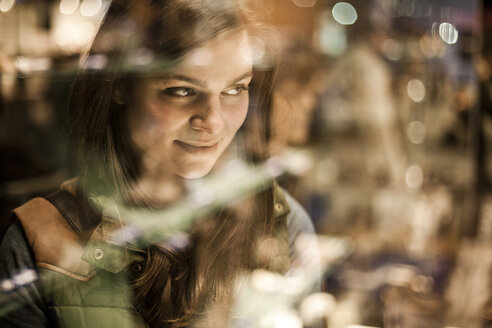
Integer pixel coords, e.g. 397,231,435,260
174,139,220,155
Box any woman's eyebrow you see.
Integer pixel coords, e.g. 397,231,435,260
159,74,206,87
227,71,253,86
158,71,253,88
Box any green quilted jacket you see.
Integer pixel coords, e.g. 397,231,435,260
12,180,291,328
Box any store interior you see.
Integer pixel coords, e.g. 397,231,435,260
1,0,491,327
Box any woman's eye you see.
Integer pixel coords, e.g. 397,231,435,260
222,86,249,96
162,87,197,98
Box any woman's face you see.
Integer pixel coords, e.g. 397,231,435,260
126,30,253,179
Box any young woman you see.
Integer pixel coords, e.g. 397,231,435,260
0,1,318,327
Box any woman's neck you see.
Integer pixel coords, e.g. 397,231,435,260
125,171,186,208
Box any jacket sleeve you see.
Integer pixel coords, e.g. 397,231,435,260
0,217,51,328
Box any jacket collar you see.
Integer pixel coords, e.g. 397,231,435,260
81,181,291,273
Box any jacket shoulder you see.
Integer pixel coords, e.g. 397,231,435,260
13,197,95,281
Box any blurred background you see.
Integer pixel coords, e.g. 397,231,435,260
0,0,491,327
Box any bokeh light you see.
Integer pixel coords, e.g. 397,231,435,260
240,35,265,63
405,165,424,189
439,22,459,45
59,0,80,15
406,121,426,144
273,310,303,328
0,0,14,13
0,278,15,291
407,78,426,102
332,2,358,25
54,21,96,51
251,269,283,293
84,54,108,70
381,39,403,61
1,269,38,292
80,0,103,17
15,57,51,73
299,292,337,325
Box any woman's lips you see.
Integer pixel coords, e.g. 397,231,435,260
174,140,220,155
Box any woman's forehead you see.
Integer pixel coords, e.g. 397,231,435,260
139,30,253,85
126,29,253,78
182,30,252,66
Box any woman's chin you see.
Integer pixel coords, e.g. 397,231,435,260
176,166,214,179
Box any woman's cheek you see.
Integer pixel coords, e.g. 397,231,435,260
228,96,249,130
130,107,168,150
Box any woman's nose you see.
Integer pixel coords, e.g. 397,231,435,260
189,97,225,135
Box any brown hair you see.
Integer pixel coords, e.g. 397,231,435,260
69,0,277,326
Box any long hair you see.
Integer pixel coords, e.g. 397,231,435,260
69,0,278,326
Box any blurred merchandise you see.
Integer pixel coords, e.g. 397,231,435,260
1,0,492,326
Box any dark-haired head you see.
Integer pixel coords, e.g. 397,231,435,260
69,1,279,326
70,0,274,198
